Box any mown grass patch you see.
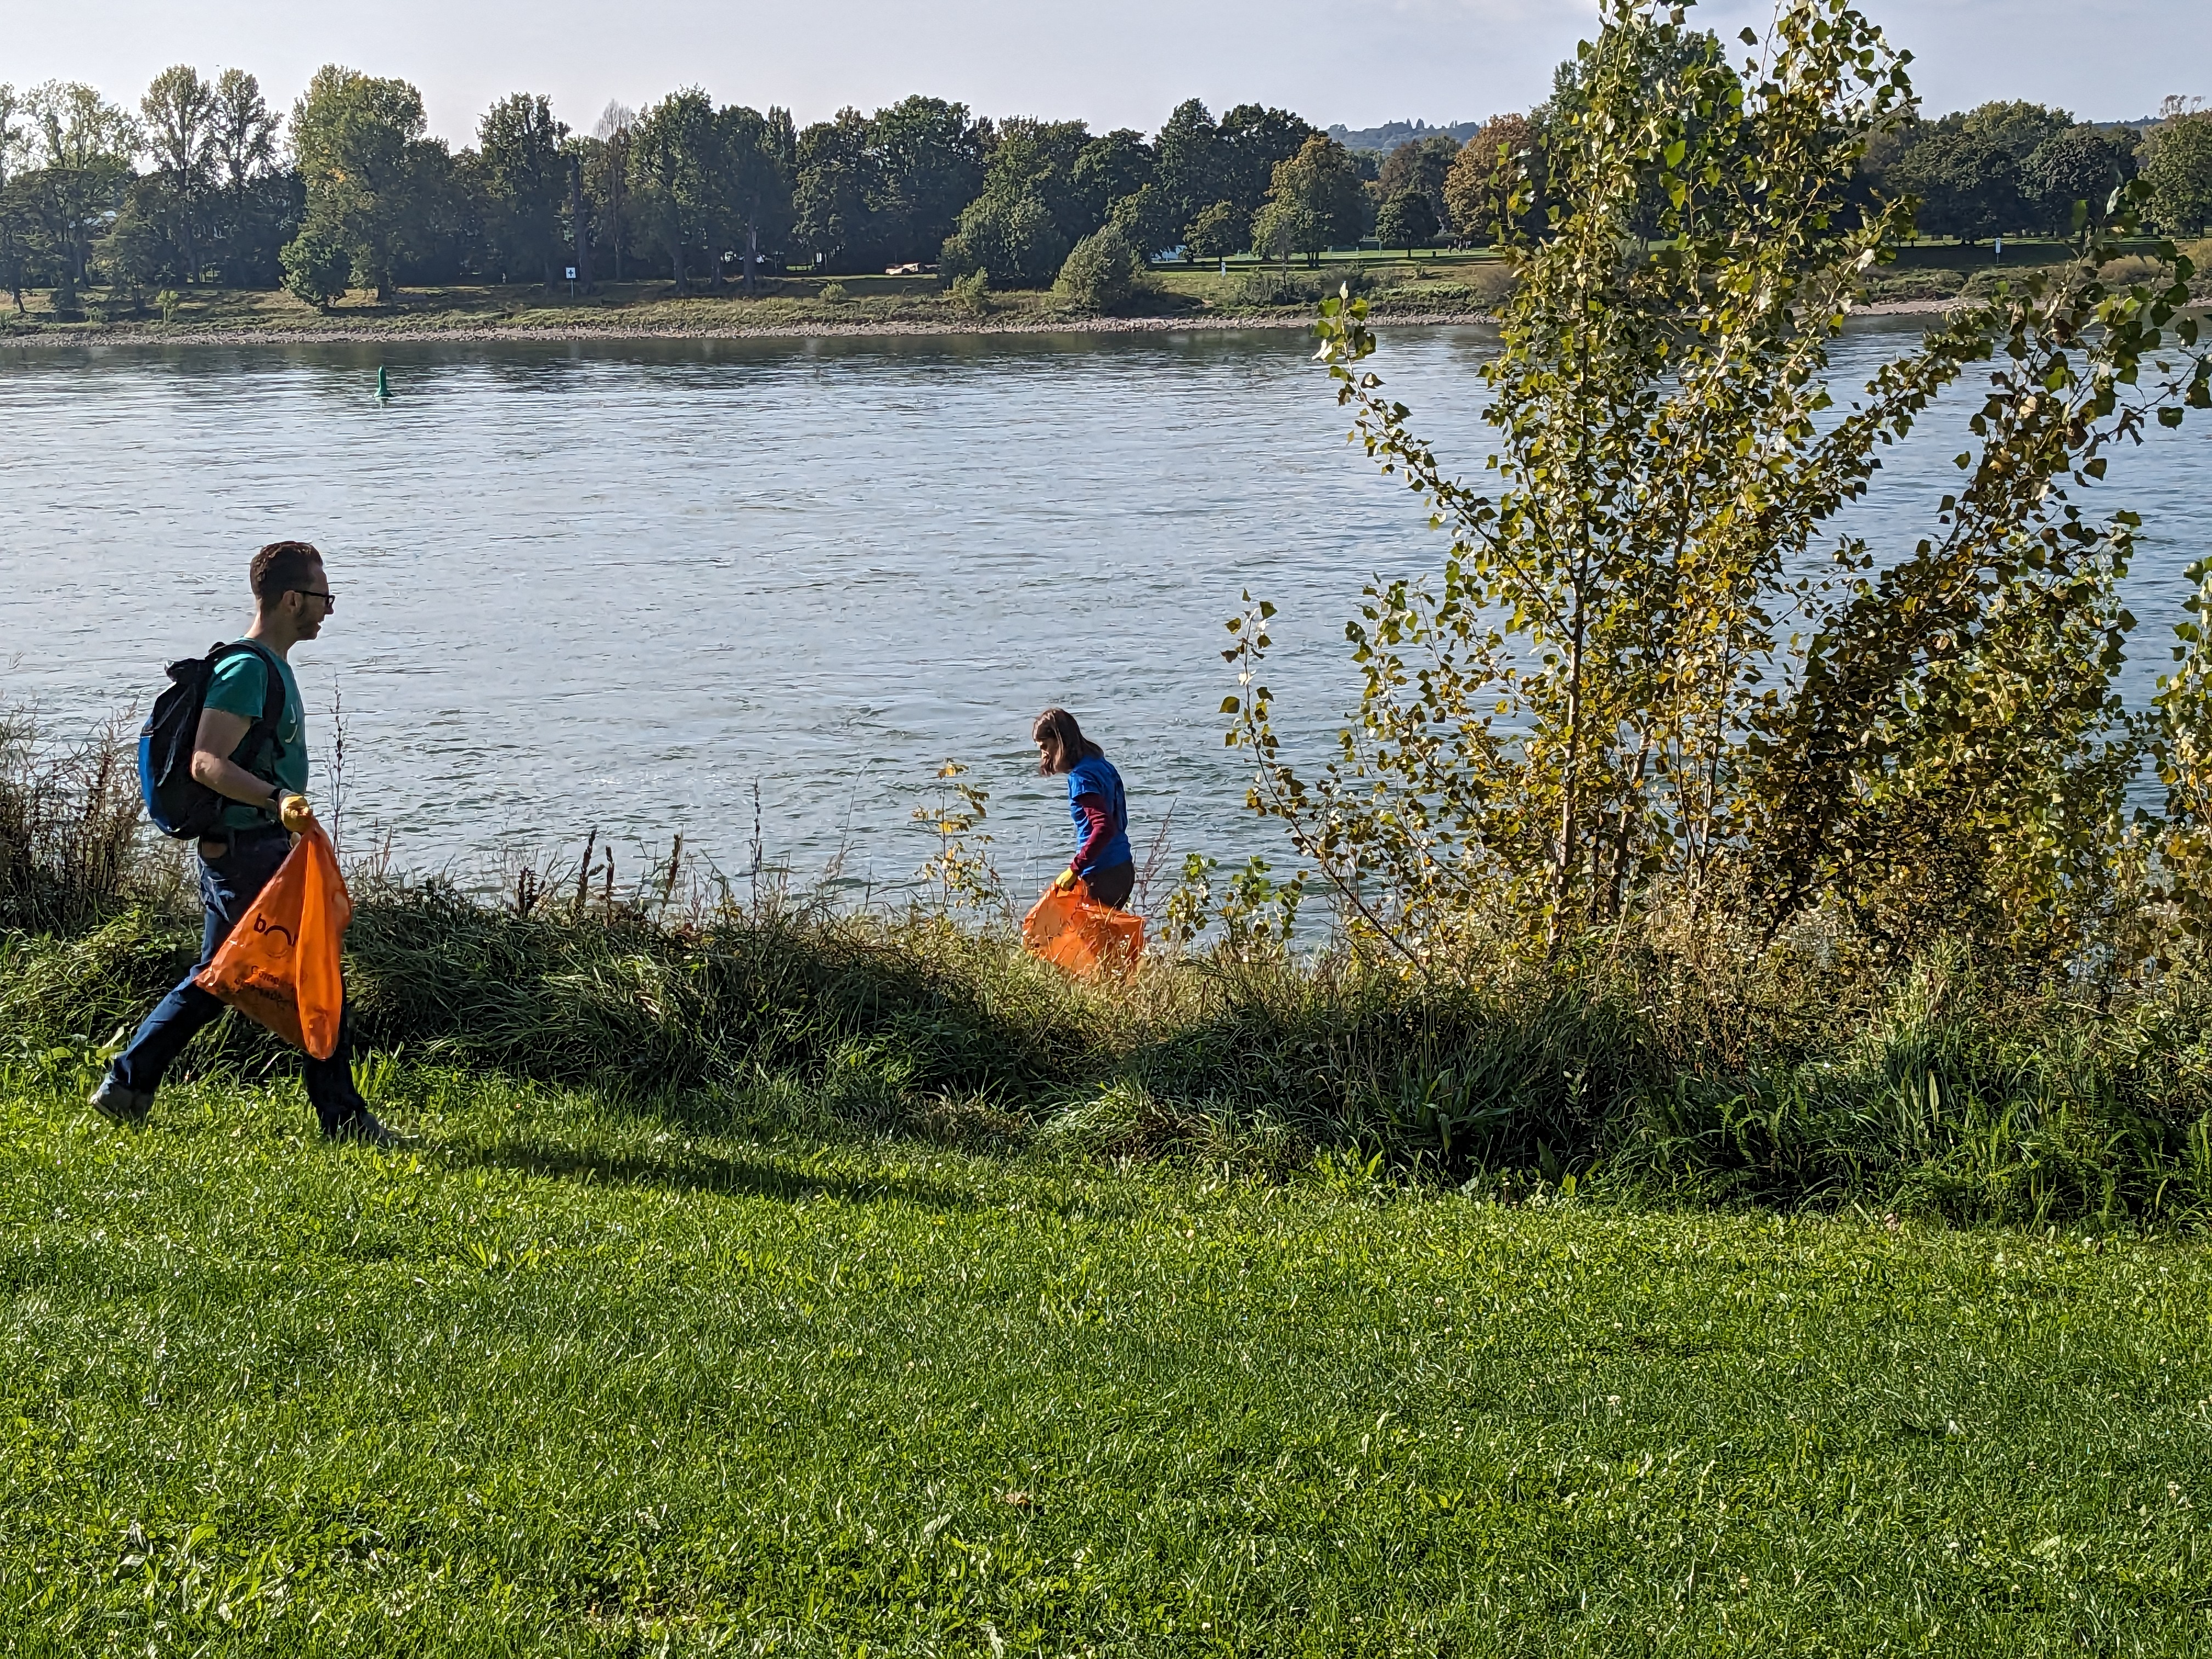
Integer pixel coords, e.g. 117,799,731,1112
3,1066,2209,1655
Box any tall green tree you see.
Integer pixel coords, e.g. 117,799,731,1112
1234,0,2210,970
139,65,215,280
1252,134,1365,264
476,93,569,286
584,103,639,280
1891,127,2022,242
719,103,795,291
208,69,287,287
1378,134,1459,233
22,81,138,289
2141,110,2212,235
975,117,1092,244
1375,186,1438,252
0,84,27,311
630,88,721,290
1217,105,1313,216
793,109,877,272
289,66,446,300
2024,125,2137,232
868,95,987,265
1151,99,1223,245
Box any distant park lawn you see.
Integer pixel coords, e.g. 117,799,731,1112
2,1066,2206,1656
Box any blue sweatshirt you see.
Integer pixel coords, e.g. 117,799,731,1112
1066,755,1133,878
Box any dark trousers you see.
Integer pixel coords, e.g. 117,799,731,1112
1084,860,1136,910
111,825,361,1129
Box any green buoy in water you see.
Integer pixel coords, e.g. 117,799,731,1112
375,365,390,399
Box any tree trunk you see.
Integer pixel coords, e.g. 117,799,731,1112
570,155,591,294
743,204,758,297
611,170,625,280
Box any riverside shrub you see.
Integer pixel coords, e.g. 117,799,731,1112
1052,224,1146,313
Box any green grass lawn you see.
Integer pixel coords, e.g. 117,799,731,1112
3,1066,2209,1656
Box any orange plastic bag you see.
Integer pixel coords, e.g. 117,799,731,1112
1022,879,1144,978
195,825,353,1058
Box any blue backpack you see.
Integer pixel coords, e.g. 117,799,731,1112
137,640,289,839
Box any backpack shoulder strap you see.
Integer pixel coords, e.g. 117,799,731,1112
208,641,290,803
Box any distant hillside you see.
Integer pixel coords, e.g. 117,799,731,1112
1327,119,1483,154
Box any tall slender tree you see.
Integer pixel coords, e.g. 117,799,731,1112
719,104,793,293
630,88,720,289
139,65,216,280
0,84,27,310
208,69,282,286
1151,99,1223,245
793,109,876,273
589,103,637,281
476,93,569,285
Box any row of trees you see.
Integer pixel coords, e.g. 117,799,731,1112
1862,95,2212,244
0,74,295,311
3,57,2209,312
0,67,1365,305
1417,85,2212,255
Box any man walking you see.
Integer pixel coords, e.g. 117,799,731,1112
92,540,401,1146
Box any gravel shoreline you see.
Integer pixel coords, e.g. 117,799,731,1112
0,297,1978,351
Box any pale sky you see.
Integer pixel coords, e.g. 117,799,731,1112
1,0,2193,146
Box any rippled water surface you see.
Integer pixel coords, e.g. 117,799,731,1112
3,321,2204,896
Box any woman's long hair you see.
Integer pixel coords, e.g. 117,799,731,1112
1032,707,1105,774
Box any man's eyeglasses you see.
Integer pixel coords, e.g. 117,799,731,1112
292,589,336,608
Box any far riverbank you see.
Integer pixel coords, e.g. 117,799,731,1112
0,297,1985,351
0,308,1502,349
0,256,2006,350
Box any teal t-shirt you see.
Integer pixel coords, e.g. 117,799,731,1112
202,645,308,829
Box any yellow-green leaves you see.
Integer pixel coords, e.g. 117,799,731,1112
1220,0,2209,979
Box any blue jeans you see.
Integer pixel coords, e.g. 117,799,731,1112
111,825,362,1128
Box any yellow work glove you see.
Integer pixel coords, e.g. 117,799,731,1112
279,793,316,832
1053,867,1079,894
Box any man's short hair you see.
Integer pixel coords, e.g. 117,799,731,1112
250,540,322,606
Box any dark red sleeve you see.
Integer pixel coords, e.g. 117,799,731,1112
1071,793,1111,872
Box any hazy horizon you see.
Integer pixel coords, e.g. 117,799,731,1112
3,0,2197,149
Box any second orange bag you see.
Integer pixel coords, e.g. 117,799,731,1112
1022,879,1144,978
195,824,353,1058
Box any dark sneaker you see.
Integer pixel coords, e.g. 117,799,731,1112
89,1071,153,1127
322,1109,408,1149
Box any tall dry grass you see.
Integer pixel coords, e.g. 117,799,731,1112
0,709,185,933
5,705,2212,1225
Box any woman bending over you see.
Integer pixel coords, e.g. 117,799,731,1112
1033,707,1135,910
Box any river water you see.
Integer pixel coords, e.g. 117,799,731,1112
3,320,2204,903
